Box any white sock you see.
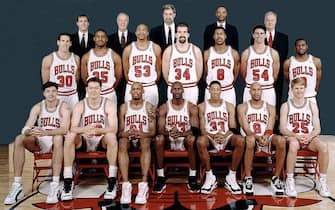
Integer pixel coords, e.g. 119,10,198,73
189,169,196,177
320,173,327,179
206,170,213,176
108,165,118,178
52,176,60,183
287,173,294,179
229,169,236,176
157,168,164,177
14,176,22,184
63,166,73,179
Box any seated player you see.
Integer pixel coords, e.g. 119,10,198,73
153,81,200,193
198,81,245,194
4,82,70,204
238,82,286,195
61,77,118,201
280,78,331,197
118,82,156,204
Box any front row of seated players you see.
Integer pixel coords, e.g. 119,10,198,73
4,77,331,205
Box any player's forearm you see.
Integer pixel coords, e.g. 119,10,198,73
45,127,68,136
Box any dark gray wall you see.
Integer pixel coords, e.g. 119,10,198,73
1,0,333,144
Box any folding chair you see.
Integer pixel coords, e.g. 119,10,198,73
241,151,277,179
295,150,319,178
163,150,190,177
32,152,53,190
73,151,109,184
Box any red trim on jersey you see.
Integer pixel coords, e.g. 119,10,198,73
57,89,77,96
206,83,234,91
246,83,274,90
127,80,156,87
167,81,198,88
101,87,115,95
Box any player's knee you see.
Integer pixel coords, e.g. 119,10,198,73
140,138,151,151
185,135,195,148
288,140,299,152
14,134,25,145
235,136,246,149
155,135,165,148
275,136,286,150
317,142,328,154
245,136,255,149
196,136,207,149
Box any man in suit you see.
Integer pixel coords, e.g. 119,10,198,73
107,12,136,107
264,11,289,129
150,4,177,106
203,5,239,51
70,14,95,100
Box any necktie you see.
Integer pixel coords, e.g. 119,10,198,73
269,32,273,47
80,33,85,48
121,32,126,49
167,26,172,45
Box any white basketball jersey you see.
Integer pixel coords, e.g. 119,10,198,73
49,52,77,96
87,49,116,95
37,100,62,130
168,44,197,87
165,100,191,133
288,55,317,98
245,101,269,136
124,102,149,132
206,46,234,88
81,97,107,130
204,100,229,134
286,99,313,135
128,41,157,84
245,46,274,87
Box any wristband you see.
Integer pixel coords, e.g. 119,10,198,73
21,126,31,135
264,129,273,135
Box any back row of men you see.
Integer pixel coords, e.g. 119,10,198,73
5,77,330,206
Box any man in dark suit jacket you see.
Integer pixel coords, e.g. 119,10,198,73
107,12,136,107
149,4,177,106
203,6,239,51
70,14,95,100
264,11,289,131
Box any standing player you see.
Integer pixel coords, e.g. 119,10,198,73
237,82,286,195
203,27,239,106
280,78,330,198
122,24,162,107
118,82,156,204
162,22,203,105
240,25,280,106
4,82,70,204
41,32,80,109
197,81,245,194
283,38,322,103
81,29,123,103
153,82,200,193
61,77,118,201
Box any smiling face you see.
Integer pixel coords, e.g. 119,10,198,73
209,82,221,100
76,16,89,32
249,82,263,101
252,28,266,44
163,8,176,25
176,26,189,44
93,30,108,47
57,34,71,52
43,86,58,103
295,39,308,56
135,24,149,41
264,12,277,31
117,13,129,31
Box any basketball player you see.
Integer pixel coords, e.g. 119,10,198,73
4,82,70,205
41,32,80,109
153,81,200,193
81,29,122,103
283,38,322,103
162,22,203,105
118,82,156,204
61,77,118,201
280,78,330,198
197,81,245,194
122,24,162,107
203,27,239,106
240,25,280,106
237,82,286,195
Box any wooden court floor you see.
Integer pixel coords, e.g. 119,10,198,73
0,136,334,210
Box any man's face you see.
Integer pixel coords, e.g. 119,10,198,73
163,8,176,25
57,35,71,51
292,83,306,99
295,40,308,56
86,81,101,99
264,13,277,31
209,83,221,100
130,83,144,100
213,28,226,45
135,24,149,41
94,31,108,47
43,86,58,102
117,14,129,31
216,7,227,22
171,82,184,99
176,26,189,44
252,28,266,44
250,83,262,101
76,16,89,32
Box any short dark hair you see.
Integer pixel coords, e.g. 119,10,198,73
76,14,89,22
94,28,108,36
252,25,266,33
86,77,102,87
213,26,226,34
295,38,307,46
42,81,58,91
57,32,72,41
176,22,189,32
209,80,221,88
